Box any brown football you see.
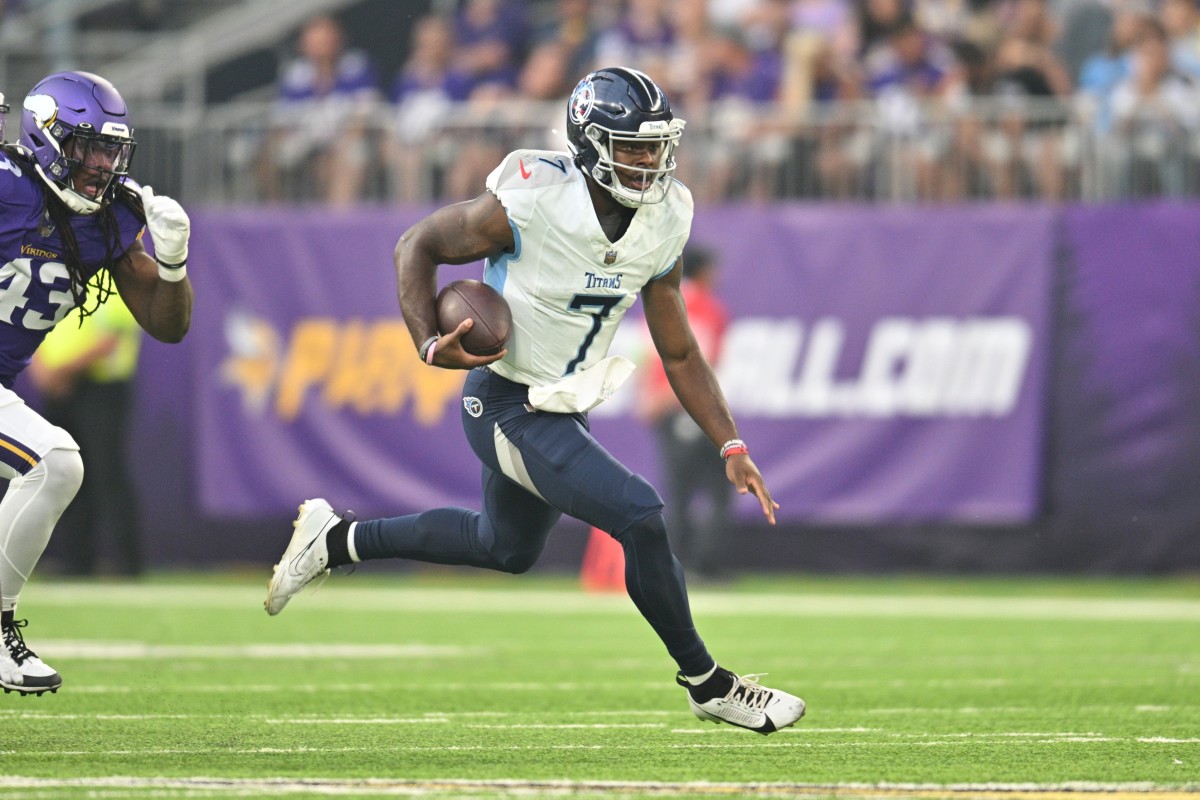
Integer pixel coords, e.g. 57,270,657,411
435,279,512,356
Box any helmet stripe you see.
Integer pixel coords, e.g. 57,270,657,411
616,67,663,111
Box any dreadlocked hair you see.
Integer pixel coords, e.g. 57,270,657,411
3,144,148,325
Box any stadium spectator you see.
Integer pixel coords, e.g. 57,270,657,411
257,15,381,205
855,0,912,58
1077,5,1147,135
29,293,145,577
791,0,859,62
1107,18,1200,196
1160,0,1200,78
384,15,461,203
593,0,676,80
264,66,806,735
447,0,528,99
986,33,1074,199
696,25,790,200
637,245,733,582
0,71,193,694
661,0,713,112
862,15,956,199
528,0,603,80
943,38,999,198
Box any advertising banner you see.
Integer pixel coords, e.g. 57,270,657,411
188,205,1052,523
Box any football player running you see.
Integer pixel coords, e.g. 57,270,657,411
0,91,22,694
266,67,805,734
0,72,193,695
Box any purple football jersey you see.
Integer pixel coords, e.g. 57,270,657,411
0,150,143,387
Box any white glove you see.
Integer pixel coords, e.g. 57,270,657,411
0,644,21,688
140,184,190,266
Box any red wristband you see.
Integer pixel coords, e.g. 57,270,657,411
720,439,749,459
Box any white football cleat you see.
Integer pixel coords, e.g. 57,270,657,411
2,618,62,696
265,498,342,616
678,669,805,734
1,645,22,691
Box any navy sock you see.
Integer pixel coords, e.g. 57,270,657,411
680,666,737,703
325,519,352,568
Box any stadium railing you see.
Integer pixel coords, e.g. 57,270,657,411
127,95,1200,205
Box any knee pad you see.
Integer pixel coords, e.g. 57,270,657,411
497,550,540,575
30,448,84,505
615,509,669,548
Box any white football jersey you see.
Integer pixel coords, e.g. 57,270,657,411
483,149,693,388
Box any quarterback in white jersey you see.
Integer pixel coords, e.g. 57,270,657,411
481,146,691,388
266,67,805,735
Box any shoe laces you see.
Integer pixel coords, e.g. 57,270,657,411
2,619,36,665
727,672,774,711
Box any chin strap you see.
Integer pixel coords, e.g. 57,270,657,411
32,163,103,215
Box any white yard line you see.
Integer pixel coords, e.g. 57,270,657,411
1,732,1197,751
21,584,1200,622
14,642,480,659
0,776,1197,798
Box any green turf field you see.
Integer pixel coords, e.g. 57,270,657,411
1,571,1197,799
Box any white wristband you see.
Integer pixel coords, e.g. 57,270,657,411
157,262,187,282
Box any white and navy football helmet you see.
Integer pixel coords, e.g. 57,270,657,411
0,92,8,142
20,71,136,215
566,67,685,207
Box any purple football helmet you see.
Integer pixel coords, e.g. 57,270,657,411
20,71,136,215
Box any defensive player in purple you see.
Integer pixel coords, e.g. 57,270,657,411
265,67,806,734
0,72,193,696
0,90,24,693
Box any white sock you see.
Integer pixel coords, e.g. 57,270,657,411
346,522,361,563
685,665,718,685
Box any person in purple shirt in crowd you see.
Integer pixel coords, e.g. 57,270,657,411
385,15,470,203
445,0,528,99
594,0,676,80
699,27,789,200
258,15,381,204
0,71,193,696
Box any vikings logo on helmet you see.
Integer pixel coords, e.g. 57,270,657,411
569,79,595,126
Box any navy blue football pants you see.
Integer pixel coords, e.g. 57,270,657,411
355,367,714,676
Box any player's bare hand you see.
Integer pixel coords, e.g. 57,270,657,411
430,318,507,370
726,454,780,525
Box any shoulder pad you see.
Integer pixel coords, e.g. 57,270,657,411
486,149,576,193
0,150,39,207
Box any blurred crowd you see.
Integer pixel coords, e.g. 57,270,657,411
254,0,1200,203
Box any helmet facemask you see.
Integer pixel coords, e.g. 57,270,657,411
54,126,136,211
0,93,8,141
38,125,135,215
581,118,685,207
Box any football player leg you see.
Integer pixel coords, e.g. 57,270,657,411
0,397,83,695
500,399,803,733
0,576,21,693
470,370,802,733
265,368,563,614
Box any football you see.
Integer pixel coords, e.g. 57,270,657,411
435,279,512,357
